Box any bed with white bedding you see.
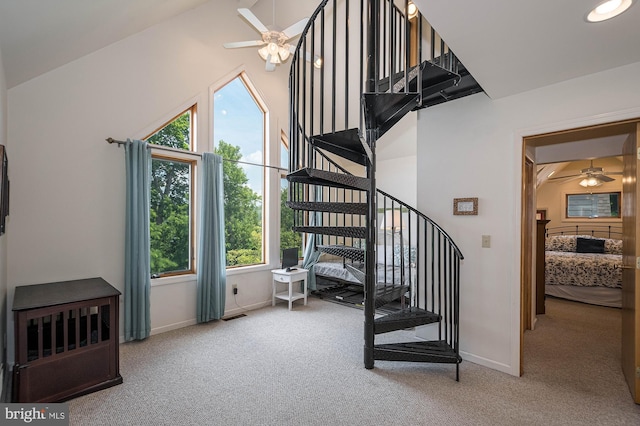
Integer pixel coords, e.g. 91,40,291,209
312,245,415,307
544,234,622,307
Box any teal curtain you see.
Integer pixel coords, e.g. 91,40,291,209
302,231,320,291
197,153,226,322
124,139,151,341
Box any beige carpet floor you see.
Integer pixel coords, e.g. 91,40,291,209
68,296,640,425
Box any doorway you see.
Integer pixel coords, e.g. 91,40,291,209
521,118,640,401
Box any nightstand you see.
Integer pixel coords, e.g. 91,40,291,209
271,268,309,310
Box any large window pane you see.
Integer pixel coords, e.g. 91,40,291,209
150,158,192,276
280,177,301,253
148,110,192,150
145,105,196,278
218,142,263,267
566,192,621,218
213,74,266,267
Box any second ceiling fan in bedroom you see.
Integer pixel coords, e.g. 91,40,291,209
549,159,622,187
223,4,308,72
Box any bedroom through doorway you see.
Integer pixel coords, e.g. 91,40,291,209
521,118,640,402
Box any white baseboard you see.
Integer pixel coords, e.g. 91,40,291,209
224,300,272,318
416,325,519,377
460,350,517,376
151,319,198,336
119,319,198,343
118,300,273,343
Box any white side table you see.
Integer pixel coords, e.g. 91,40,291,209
271,268,309,310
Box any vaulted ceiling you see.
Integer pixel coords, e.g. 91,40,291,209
414,0,640,99
1,0,639,99
0,0,260,88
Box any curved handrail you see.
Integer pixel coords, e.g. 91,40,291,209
292,149,464,261
289,0,329,72
378,188,464,259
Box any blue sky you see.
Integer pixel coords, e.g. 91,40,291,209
213,77,265,196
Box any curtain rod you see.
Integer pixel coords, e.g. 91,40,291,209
106,138,287,172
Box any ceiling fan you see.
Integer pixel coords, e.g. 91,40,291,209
223,7,308,72
549,160,622,187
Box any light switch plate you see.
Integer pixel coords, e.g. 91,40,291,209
482,235,491,248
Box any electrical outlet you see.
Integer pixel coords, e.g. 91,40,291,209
232,284,238,295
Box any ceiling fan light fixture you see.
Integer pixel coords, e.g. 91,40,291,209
267,42,279,56
579,177,603,187
278,45,291,61
258,46,269,61
258,46,281,64
586,0,634,22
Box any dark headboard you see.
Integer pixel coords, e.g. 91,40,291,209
545,225,622,239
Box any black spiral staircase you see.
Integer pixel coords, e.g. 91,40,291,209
287,0,482,380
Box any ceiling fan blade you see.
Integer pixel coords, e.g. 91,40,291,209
596,174,614,182
223,40,265,48
282,17,309,39
548,176,580,184
265,56,276,72
549,173,581,180
238,8,269,34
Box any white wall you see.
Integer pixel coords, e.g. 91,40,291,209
0,44,7,389
5,0,318,365
416,61,640,375
377,114,417,206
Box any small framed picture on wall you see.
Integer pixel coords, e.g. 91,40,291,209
453,197,478,215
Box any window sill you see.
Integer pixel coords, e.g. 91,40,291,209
149,264,280,286
226,263,279,276
150,274,196,287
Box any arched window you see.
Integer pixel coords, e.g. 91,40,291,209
213,73,267,268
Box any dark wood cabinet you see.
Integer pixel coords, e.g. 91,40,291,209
13,277,122,402
536,220,550,314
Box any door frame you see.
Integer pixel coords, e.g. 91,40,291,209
621,123,640,402
519,117,640,377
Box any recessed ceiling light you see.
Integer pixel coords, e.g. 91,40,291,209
407,2,419,19
586,0,634,22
